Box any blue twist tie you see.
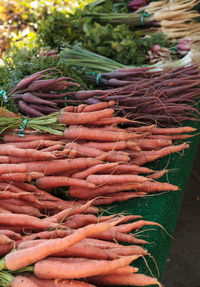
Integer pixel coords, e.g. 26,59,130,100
0,89,8,103
18,118,28,137
140,12,150,25
96,73,102,85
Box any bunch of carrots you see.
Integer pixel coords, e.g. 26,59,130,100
0,101,195,205
73,65,200,125
8,68,80,117
0,204,163,286
0,101,197,286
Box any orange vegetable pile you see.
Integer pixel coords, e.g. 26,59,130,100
0,101,196,286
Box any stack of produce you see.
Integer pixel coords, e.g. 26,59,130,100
8,68,80,117
0,208,163,286
0,102,195,205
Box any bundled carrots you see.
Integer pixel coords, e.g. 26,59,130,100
0,101,195,205
0,200,162,286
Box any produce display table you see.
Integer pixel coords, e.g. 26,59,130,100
109,120,200,285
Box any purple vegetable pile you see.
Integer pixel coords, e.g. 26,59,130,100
9,68,80,117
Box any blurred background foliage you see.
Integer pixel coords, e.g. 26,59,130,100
0,0,94,57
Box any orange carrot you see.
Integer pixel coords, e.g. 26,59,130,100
0,201,42,217
83,101,115,112
0,145,54,160
5,219,122,270
26,158,102,175
83,141,139,152
41,144,63,152
9,140,64,150
109,245,148,256
13,274,96,287
33,255,139,279
0,213,57,229
91,117,131,125
0,173,31,182
87,273,161,286
137,138,172,150
151,126,196,134
0,207,12,213
0,230,22,240
108,220,164,233
0,156,10,163
102,164,153,174
64,126,138,142
90,230,147,245
147,170,167,180
59,109,114,125
134,181,179,192
91,192,146,205
3,134,64,143
0,164,27,175
36,176,96,190
69,183,143,199
64,143,130,162
72,163,119,179
87,174,149,186
0,233,12,245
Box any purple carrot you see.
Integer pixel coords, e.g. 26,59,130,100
18,100,45,117
108,79,135,87
22,93,57,107
32,91,77,98
75,90,110,100
29,104,59,114
8,68,60,95
85,98,101,105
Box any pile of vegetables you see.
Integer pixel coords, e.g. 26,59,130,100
0,0,199,286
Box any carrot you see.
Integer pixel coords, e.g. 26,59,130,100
13,274,96,287
0,201,42,217
36,176,96,190
0,145,54,160
87,174,149,186
59,109,114,125
109,245,148,256
3,134,64,143
102,164,153,174
22,230,72,241
83,101,115,112
33,255,139,279
0,233,12,244
108,220,165,233
147,170,167,180
0,164,27,175
137,138,172,150
64,143,130,162
65,214,115,229
45,199,97,224
26,158,102,175
90,231,148,245
0,191,34,200
0,213,57,230
72,163,119,179
17,240,119,260
69,183,143,199
91,192,146,205
4,219,123,270
11,275,40,287
0,156,10,163
0,230,22,240
87,273,161,286
0,207,11,213
83,141,139,152
9,140,64,150
41,144,63,152
64,125,138,142
0,173,31,182
151,126,196,134
92,117,131,125
134,181,179,192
